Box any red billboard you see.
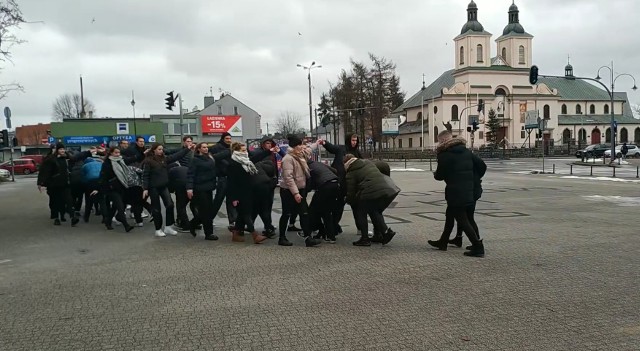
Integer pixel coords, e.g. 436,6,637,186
201,115,243,136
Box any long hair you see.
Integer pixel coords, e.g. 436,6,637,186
145,142,165,165
194,142,211,157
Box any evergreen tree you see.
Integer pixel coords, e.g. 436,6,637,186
485,108,501,148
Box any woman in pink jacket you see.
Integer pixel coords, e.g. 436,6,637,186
277,135,322,247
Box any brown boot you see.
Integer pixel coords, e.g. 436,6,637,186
232,230,245,242
252,232,267,244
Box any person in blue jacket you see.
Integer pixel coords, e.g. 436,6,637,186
81,156,103,222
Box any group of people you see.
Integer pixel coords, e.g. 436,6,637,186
36,133,402,248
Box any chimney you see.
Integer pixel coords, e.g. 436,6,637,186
204,96,215,108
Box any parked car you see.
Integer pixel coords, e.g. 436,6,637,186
0,159,38,175
575,144,610,158
604,144,640,158
20,154,45,169
0,168,9,179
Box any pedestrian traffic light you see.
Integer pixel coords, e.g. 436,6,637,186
477,99,484,113
0,129,7,148
165,91,176,111
529,65,539,85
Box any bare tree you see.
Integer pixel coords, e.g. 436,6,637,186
274,111,305,137
52,93,97,121
0,0,27,100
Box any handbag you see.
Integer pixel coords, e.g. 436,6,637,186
126,166,143,188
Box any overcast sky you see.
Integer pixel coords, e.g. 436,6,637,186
2,0,639,129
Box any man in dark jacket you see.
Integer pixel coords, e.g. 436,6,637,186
123,136,151,221
447,152,486,248
344,155,399,246
320,134,363,234
167,136,195,231
209,132,237,229
251,158,278,238
306,157,340,243
427,130,484,257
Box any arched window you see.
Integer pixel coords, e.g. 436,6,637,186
518,46,525,64
543,105,550,119
635,127,640,143
578,128,587,142
476,44,483,62
605,128,612,143
434,126,439,143
501,47,507,61
562,129,571,144
561,104,567,114
604,104,610,114
417,112,422,121
495,88,507,96
451,105,459,121
460,46,464,65
621,128,629,143
434,106,438,115
589,104,596,114
576,104,582,114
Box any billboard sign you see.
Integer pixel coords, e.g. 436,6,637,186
525,111,539,130
201,115,243,136
381,117,399,135
62,135,156,145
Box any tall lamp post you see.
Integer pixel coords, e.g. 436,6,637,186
131,90,137,136
596,61,637,162
297,61,322,137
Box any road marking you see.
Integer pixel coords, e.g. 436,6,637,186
0,259,12,264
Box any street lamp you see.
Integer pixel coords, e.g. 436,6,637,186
131,90,137,135
595,61,637,162
297,61,322,137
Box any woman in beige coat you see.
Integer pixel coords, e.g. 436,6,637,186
277,135,322,247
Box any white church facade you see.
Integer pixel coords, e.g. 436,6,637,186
392,1,639,150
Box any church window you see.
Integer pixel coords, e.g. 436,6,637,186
502,47,507,61
518,46,525,64
476,44,483,62
451,105,459,121
561,104,567,114
576,104,582,114
589,104,595,114
460,46,464,65
604,104,609,114
543,105,550,119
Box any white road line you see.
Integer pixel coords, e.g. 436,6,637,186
0,259,12,264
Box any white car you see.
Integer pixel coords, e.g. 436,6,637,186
604,144,640,158
0,168,9,179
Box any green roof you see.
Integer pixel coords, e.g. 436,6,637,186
392,70,455,114
537,76,627,101
558,114,638,125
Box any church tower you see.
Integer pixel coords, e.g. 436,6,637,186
454,1,491,70
495,1,533,68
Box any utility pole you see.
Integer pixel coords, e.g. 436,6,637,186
179,95,184,140
80,75,86,118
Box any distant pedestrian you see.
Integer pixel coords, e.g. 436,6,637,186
621,142,629,160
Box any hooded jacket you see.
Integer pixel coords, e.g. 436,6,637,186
39,151,92,188
433,137,475,207
142,148,190,190
249,137,286,166
186,153,217,192
209,133,232,177
82,157,102,183
306,160,338,191
345,158,399,204
251,158,277,190
323,134,363,177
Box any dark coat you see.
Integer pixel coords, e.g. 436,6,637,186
323,134,363,177
99,154,143,193
307,160,338,191
39,151,92,189
186,154,217,192
168,165,189,191
251,159,277,190
472,154,487,201
142,148,190,190
165,147,194,167
226,160,255,204
345,159,400,204
434,138,475,207
374,160,391,177
209,141,232,177
123,144,146,167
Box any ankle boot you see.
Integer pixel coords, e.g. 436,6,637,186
382,228,396,245
353,236,371,246
232,230,245,242
278,236,293,246
124,223,134,233
370,232,384,243
463,240,485,257
428,239,448,251
449,236,463,248
252,232,267,244
189,220,197,237
305,236,321,247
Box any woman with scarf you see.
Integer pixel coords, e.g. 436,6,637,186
227,142,267,244
142,143,191,238
277,135,322,247
186,142,229,241
97,146,141,232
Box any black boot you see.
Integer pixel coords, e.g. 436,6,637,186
427,239,448,251
463,240,485,257
71,216,80,227
262,228,276,239
449,236,462,248
205,234,219,241
189,219,197,237
124,223,134,233
305,236,321,247
382,228,396,245
370,232,384,244
278,236,293,246
353,236,371,246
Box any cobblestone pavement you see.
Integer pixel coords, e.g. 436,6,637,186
1,167,639,350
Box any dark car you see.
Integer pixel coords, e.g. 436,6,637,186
575,144,610,158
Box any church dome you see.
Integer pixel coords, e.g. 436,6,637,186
503,23,525,35
503,1,526,35
460,1,484,34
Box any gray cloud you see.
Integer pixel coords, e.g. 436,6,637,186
2,0,639,129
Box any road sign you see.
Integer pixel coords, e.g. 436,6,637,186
381,118,399,135
525,111,539,130
4,107,11,118
613,120,618,129
47,136,56,144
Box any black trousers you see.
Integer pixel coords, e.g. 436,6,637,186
83,181,101,220
149,187,175,230
234,198,255,233
105,190,128,227
439,204,480,243
174,185,194,228
211,177,237,225
126,187,151,224
353,195,395,238
252,186,274,231
50,187,75,220
70,183,84,213
309,181,340,239
278,188,311,238
447,202,480,239
192,190,214,236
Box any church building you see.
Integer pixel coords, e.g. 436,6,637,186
392,1,638,150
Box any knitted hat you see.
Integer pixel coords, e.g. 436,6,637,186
55,143,65,151
287,134,302,148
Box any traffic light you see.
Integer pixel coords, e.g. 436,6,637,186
472,121,479,131
477,99,484,113
165,91,176,111
0,129,7,148
529,65,539,85
12,137,18,147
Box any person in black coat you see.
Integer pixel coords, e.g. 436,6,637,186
427,130,484,257
209,132,237,229
250,137,286,234
38,143,93,226
227,142,267,244
166,136,195,231
251,158,278,238
123,136,151,220
186,142,220,241
305,150,340,243
142,142,191,237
